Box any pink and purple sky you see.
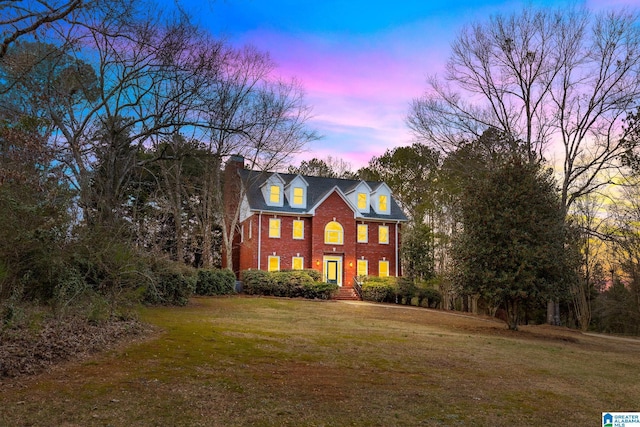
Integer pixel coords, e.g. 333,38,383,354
184,0,638,169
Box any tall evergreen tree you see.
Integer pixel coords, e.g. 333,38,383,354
452,156,570,330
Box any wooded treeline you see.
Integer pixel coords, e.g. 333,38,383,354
299,6,640,332
0,0,317,318
2,1,640,334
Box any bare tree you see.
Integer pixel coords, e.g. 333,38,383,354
408,7,640,216
571,191,609,330
0,0,86,59
15,5,216,224
607,180,640,331
196,46,318,269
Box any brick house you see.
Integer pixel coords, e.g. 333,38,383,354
223,156,407,290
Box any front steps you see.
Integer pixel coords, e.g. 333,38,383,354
333,287,360,301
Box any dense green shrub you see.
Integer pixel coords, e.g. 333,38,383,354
195,269,236,296
417,286,442,308
302,269,322,282
242,270,274,296
143,260,196,306
67,230,150,308
301,282,338,299
396,277,417,305
240,270,337,299
271,271,311,297
144,271,195,306
361,276,397,302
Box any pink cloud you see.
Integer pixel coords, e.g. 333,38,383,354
234,24,453,168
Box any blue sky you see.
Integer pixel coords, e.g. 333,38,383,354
181,0,638,169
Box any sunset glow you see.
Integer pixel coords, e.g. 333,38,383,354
182,0,640,169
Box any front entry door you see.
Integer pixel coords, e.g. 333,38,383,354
323,256,343,287
327,261,338,284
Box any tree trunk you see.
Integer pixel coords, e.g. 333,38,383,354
506,299,520,331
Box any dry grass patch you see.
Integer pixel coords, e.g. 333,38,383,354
1,296,639,426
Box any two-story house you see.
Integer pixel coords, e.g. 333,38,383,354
223,156,407,290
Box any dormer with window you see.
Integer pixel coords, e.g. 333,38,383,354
347,181,372,214
261,173,285,207
285,175,309,209
371,183,392,215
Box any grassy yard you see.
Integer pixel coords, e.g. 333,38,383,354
1,297,639,426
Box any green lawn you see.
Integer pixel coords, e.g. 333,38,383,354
1,297,639,426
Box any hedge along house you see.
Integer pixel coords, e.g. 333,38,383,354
223,156,407,290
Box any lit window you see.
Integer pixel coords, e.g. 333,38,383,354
269,218,281,238
357,192,367,210
379,260,389,277
270,185,280,204
293,187,304,205
379,225,389,244
293,220,304,239
357,259,368,277
379,194,388,212
324,221,344,245
268,256,280,272
292,257,304,270
357,224,368,243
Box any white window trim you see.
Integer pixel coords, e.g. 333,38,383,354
292,256,304,270
293,219,305,240
268,255,280,272
357,223,368,243
269,218,281,238
379,260,390,277
357,259,368,277
324,221,344,245
379,225,389,244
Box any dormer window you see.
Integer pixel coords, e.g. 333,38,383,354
348,181,371,214
371,183,391,215
293,187,304,205
357,192,367,210
270,185,281,204
379,194,388,212
262,173,285,207
286,175,308,209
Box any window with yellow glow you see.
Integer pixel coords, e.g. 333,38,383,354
269,185,280,204
357,224,368,243
379,194,388,211
293,220,304,239
379,260,389,277
269,218,281,238
293,187,304,205
357,192,367,210
268,256,280,272
357,259,368,277
292,257,304,270
324,221,344,245
379,225,389,244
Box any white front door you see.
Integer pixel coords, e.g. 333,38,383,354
323,256,343,287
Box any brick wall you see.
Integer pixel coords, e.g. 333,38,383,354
257,214,313,270
310,191,357,285
355,221,401,277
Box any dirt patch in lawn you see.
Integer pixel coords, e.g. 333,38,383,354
0,315,152,378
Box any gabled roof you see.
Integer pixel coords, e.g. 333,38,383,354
238,169,408,221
